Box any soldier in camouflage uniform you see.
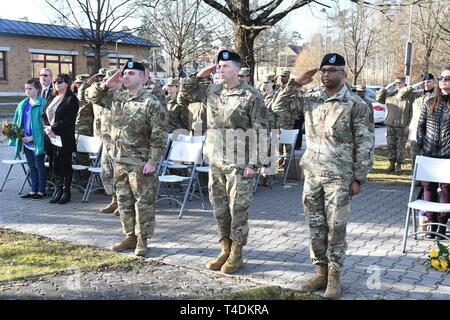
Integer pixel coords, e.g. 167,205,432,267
178,50,268,274
92,68,108,138
376,76,413,172
87,61,168,257
72,74,94,182
238,67,251,85
272,53,374,299
164,77,188,132
87,69,120,214
355,85,374,126
397,73,436,169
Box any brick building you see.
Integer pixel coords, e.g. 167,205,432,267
0,18,156,95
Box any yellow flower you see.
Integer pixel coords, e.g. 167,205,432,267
430,249,439,258
431,259,440,269
440,259,448,270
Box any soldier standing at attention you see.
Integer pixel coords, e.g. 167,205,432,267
87,61,168,256
178,50,268,274
272,53,374,299
376,76,413,173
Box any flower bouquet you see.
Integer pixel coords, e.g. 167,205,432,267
1,122,25,140
427,241,449,272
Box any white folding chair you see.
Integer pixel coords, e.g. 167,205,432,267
156,141,204,219
402,156,450,253
72,134,102,193
0,154,31,194
279,129,300,185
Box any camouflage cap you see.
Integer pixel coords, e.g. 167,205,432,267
96,68,108,77
263,74,275,83
238,68,251,76
166,77,180,86
395,76,406,83
356,84,366,91
106,68,119,78
280,70,291,77
74,74,90,83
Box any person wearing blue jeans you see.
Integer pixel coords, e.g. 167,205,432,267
10,79,47,199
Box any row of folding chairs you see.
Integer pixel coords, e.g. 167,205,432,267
156,134,208,219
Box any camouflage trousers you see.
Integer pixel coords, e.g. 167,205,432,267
386,125,408,164
408,140,422,169
302,175,350,270
101,142,115,196
114,163,157,238
208,164,256,246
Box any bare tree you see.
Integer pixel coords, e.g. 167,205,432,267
329,1,379,85
139,0,226,77
45,0,138,71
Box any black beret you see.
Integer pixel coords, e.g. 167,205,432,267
320,53,345,69
423,73,434,81
122,60,146,74
217,50,241,63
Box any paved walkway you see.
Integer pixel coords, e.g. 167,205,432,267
0,144,449,300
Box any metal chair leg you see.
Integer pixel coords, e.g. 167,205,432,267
0,165,14,192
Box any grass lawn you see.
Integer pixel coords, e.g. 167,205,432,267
211,285,322,300
0,228,142,282
367,146,413,184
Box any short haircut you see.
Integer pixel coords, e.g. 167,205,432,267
231,61,241,69
40,68,53,76
26,78,42,91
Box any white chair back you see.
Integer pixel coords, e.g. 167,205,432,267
76,135,103,154
414,156,450,184
279,129,299,145
177,134,206,143
168,141,203,164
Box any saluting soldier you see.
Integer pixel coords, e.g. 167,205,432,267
178,50,268,274
87,61,168,256
272,53,374,299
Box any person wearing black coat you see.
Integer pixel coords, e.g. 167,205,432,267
43,74,79,204
417,66,450,239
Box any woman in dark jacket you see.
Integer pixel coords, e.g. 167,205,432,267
43,74,79,204
417,66,450,239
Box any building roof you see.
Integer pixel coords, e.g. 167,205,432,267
0,18,155,48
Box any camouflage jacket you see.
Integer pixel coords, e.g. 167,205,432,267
166,95,188,132
75,82,94,136
87,84,168,166
376,87,413,128
272,83,374,182
398,86,436,141
178,77,268,167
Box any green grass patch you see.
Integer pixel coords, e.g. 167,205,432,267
366,146,413,184
210,285,322,300
0,228,142,282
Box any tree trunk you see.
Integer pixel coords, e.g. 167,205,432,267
235,26,258,85
95,42,102,72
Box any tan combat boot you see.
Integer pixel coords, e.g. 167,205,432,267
100,197,118,214
323,265,341,299
387,161,395,172
298,264,328,292
134,236,148,257
111,235,137,252
113,208,120,216
206,237,231,270
395,163,402,173
221,242,244,274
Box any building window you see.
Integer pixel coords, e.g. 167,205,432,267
31,53,75,79
109,57,130,69
0,51,6,80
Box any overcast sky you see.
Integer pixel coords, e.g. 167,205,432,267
0,0,326,43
